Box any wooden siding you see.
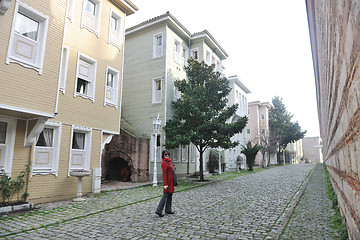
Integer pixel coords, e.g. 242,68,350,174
123,24,167,137
0,0,66,115
55,0,124,133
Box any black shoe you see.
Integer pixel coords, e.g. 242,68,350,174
165,211,175,214
155,212,164,217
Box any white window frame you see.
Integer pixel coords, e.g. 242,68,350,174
69,125,92,174
74,52,97,102
59,45,70,93
172,148,179,162
33,121,61,176
6,0,49,75
67,0,75,21
173,86,181,101
181,145,188,163
173,40,181,64
0,117,16,176
81,0,102,37
153,32,163,59
206,51,211,65
191,48,198,60
152,77,162,104
108,8,122,50
104,66,119,108
182,45,188,67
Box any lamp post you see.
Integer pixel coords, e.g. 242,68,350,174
152,114,161,186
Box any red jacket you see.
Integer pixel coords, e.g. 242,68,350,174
162,158,174,193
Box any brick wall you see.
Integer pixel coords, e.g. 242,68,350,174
306,0,360,239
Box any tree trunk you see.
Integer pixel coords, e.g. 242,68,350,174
199,150,204,181
277,147,282,165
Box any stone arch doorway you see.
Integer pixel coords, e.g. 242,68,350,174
105,151,134,182
106,157,131,182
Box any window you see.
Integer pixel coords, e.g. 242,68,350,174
261,129,266,135
153,33,163,58
172,148,179,162
216,60,221,72
67,0,75,20
206,51,211,65
81,0,102,36
33,122,61,176
108,9,122,49
181,146,188,162
191,48,198,60
59,46,69,93
261,114,265,120
246,129,250,134
152,77,162,104
0,117,16,176
6,0,49,74
182,45,188,66
104,66,119,108
212,56,216,65
69,126,92,172
174,40,181,64
75,52,97,101
173,86,181,101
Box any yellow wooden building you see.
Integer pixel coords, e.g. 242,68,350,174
0,0,137,204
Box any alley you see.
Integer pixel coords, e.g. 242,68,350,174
0,164,338,239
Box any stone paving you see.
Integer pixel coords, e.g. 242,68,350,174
0,164,339,239
280,164,339,239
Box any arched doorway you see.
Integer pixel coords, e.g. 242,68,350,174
106,157,131,182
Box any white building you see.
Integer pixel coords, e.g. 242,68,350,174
224,75,251,171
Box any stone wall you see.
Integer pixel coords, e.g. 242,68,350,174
306,0,360,238
103,130,149,182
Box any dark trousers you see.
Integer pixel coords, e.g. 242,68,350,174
155,193,173,214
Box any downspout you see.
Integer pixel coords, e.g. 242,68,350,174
164,25,168,145
119,15,126,134
55,0,70,115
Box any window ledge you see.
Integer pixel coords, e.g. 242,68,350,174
75,93,95,102
6,57,42,75
32,170,57,176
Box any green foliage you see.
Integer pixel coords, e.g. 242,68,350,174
0,164,30,206
269,96,306,164
164,58,248,180
323,164,349,240
241,141,262,171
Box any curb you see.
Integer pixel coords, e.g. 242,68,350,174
0,202,34,215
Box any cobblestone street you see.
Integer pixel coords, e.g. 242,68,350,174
0,164,339,239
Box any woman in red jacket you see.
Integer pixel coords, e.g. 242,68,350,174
155,150,175,217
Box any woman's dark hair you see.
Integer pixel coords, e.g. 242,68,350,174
162,150,170,158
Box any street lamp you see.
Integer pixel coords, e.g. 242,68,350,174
152,114,161,186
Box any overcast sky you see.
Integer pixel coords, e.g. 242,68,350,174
125,0,320,137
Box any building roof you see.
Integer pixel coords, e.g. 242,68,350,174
228,75,251,93
113,0,138,15
126,12,228,59
191,30,228,59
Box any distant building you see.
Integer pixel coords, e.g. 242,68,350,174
122,12,228,179
284,139,303,164
223,75,250,171
302,137,322,163
245,101,276,166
